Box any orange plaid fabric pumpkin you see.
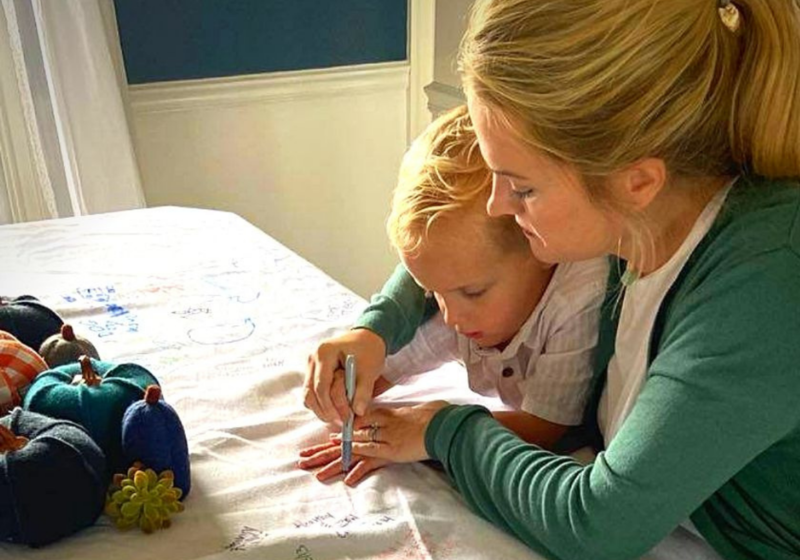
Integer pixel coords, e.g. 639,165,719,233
0,330,48,413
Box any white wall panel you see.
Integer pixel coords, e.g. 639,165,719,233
129,62,408,298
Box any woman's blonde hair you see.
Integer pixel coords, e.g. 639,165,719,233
387,105,527,256
460,0,800,180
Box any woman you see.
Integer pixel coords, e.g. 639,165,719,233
305,1,800,558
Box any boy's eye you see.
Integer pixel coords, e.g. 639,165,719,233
462,288,487,299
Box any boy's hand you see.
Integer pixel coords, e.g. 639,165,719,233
297,440,390,486
304,328,387,423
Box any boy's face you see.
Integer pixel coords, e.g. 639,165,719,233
401,213,552,349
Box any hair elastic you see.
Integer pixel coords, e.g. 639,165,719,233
718,0,742,33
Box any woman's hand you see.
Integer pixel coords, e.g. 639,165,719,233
304,328,387,423
348,401,450,463
297,440,391,486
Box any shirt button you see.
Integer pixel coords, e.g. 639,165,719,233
501,367,514,378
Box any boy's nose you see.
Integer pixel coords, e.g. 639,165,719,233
441,302,463,331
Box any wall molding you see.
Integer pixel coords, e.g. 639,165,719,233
407,0,435,142
424,80,465,116
128,61,410,115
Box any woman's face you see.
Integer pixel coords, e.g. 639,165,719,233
469,97,621,264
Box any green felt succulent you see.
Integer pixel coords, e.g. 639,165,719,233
104,461,184,533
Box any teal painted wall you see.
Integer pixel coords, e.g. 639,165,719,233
114,0,408,84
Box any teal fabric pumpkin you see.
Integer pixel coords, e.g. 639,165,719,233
22,356,159,471
0,408,106,547
0,296,63,351
122,385,191,498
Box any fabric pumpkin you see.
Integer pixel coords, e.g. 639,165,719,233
0,408,106,547
39,323,100,368
0,331,48,414
0,296,63,351
122,385,191,498
22,356,160,471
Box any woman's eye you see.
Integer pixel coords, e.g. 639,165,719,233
511,187,535,200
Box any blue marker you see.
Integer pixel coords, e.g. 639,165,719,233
341,354,356,472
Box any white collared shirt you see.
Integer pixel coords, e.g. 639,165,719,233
382,258,609,425
598,182,734,444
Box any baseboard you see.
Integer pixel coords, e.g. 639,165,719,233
128,61,410,114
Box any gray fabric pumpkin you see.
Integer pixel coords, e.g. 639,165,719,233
0,408,107,547
38,324,100,368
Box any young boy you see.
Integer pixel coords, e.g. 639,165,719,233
300,106,608,484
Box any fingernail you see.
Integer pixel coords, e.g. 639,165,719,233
354,403,365,416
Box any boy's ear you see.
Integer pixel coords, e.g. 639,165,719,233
609,158,667,211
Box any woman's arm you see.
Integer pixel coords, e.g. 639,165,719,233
492,410,566,450
425,256,800,560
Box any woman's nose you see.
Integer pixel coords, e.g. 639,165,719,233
487,175,514,217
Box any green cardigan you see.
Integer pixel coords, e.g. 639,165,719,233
362,176,800,560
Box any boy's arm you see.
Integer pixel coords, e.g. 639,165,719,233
382,313,459,385
306,265,439,422
353,263,439,355
372,375,394,397
492,410,567,451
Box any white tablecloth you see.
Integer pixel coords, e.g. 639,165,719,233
0,207,718,560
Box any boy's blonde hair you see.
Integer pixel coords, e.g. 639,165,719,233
459,0,800,180
387,105,527,256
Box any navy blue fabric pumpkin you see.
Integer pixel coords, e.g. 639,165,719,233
122,385,191,498
0,408,106,547
0,296,63,352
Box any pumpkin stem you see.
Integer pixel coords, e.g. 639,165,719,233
0,425,28,453
61,323,75,341
144,384,162,404
79,355,102,386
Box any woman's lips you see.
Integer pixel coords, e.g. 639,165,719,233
518,223,546,246
463,331,483,339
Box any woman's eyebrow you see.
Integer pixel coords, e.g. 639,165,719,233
492,168,529,181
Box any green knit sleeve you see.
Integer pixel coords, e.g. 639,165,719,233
353,263,439,355
424,248,800,560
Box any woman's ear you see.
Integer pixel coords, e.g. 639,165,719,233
608,158,667,211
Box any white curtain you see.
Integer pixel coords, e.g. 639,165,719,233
0,0,144,225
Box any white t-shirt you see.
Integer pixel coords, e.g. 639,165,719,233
382,258,609,425
597,182,733,443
